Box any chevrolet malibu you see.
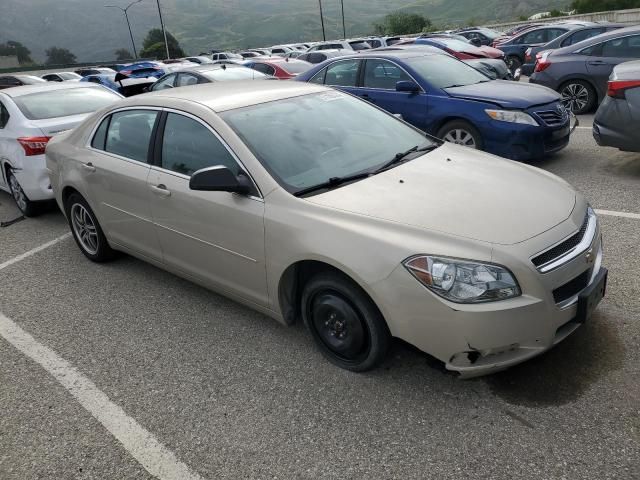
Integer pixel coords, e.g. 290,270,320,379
46,81,607,377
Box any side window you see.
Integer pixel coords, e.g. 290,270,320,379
252,63,276,76
522,30,546,44
363,59,410,90
546,29,566,42
220,53,228,59
153,73,176,90
0,102,9,129
369,40,382,48
564,29,602,47
309,67,327,84
176,73,199,87
105,110,157,162
161,113,239,177
324,59,360,87
91,116,110,150
602,35,640,58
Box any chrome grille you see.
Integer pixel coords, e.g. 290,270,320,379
532,211,591,271
534,107,569,127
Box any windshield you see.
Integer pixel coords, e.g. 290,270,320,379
202,67,267,81
432,38,477,51
59,72,81,80
13,87,121,120
407,55,489,88
221,91,433,195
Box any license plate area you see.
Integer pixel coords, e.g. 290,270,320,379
576,268,608,323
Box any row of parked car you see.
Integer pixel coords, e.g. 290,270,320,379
0,30,612,377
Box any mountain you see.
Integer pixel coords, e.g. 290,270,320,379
0,0,567,63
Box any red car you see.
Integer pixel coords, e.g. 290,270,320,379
243,58,312,79
416,37,505,60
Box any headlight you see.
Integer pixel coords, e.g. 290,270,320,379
485,109,538,126
403,255,521,303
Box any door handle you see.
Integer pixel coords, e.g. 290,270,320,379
150,184,171,197
588,60,606,65
81,162,96,172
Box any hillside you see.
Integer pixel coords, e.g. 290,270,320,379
0,0,567,63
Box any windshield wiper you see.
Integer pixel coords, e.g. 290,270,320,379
374,142,440,174
294,172,372,197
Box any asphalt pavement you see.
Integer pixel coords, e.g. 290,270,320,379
0,121,638,479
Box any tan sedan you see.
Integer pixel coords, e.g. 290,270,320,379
46,81,607,377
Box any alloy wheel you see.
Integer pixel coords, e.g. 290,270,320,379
8,173,27,213
561,83,589,113
442,129,477,148
70,203,99,255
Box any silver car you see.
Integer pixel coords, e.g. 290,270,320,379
593,59,640,152
46,81,607,377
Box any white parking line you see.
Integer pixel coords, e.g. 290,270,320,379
0,311,203,480
595,209,640,220
575,126,592,130
0,233,71,272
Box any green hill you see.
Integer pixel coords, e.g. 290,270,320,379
0,0,568,63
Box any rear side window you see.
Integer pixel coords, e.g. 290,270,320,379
152,73,176,90
91,116,109,149
363,59,411,90
546,29,567,42
105,110,157,162
0,102,9,128
251,63,276,76
324,59,360,87
369,39,382,48
176,73,199,87
563,28,603,47
521,29,547,44
161,113,239,176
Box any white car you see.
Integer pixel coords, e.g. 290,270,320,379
0,83,122,215
41,72,83,82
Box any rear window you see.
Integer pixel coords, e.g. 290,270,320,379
12,87,121,120
202,67,268,81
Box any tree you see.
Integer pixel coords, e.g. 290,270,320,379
571,0,640,13
0,41,33,65
115,48,133,61
139,28,185,59
373,12,431,36
45,47,76,65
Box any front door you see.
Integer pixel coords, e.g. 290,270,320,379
356,58,429,130
147,111,268,306
83,108,163,261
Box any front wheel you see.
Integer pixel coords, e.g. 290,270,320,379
7,171,39,217
437,120,483,150
301,272,390,372
65,193,116,262
560,80,596,114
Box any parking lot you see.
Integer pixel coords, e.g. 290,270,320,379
0,115,639,479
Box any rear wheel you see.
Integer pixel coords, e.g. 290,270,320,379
65,193,116,262
437,120,483,150
505,55,522,74
301,271,390,372
560,80,596,114
7,170,39,217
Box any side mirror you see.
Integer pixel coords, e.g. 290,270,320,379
189,166,251,195
470,38,482,47
396,80,420,93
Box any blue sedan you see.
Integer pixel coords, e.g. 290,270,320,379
295,50,571,161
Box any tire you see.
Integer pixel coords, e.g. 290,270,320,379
559,80,596,115
301,271,390,372
64,193,116,262
437,120,483,150
7,170,40,217
505,55,522,74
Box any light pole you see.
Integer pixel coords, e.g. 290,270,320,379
155,0,170,60
318,0,326,41
104,0,143,59
340,0,346,39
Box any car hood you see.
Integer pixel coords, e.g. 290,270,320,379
478,46,504,58
444,80,561,108
305,143,576,245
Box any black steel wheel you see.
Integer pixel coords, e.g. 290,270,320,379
301,271,390,371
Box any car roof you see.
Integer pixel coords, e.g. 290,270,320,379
555,24,640,53
359,48,444,59
0,82,104,98
124,79,328,113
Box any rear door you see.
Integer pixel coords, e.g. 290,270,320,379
308,58,361,96
357,58,429,130
586,34,640,96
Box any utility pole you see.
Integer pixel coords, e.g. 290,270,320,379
340,0,346,39
156,0,170,59
104,0,142,59
318,0,326,41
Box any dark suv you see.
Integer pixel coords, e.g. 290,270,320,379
530,25,640,114
497,23,593,73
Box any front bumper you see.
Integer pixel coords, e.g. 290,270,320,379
371,211,605,378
